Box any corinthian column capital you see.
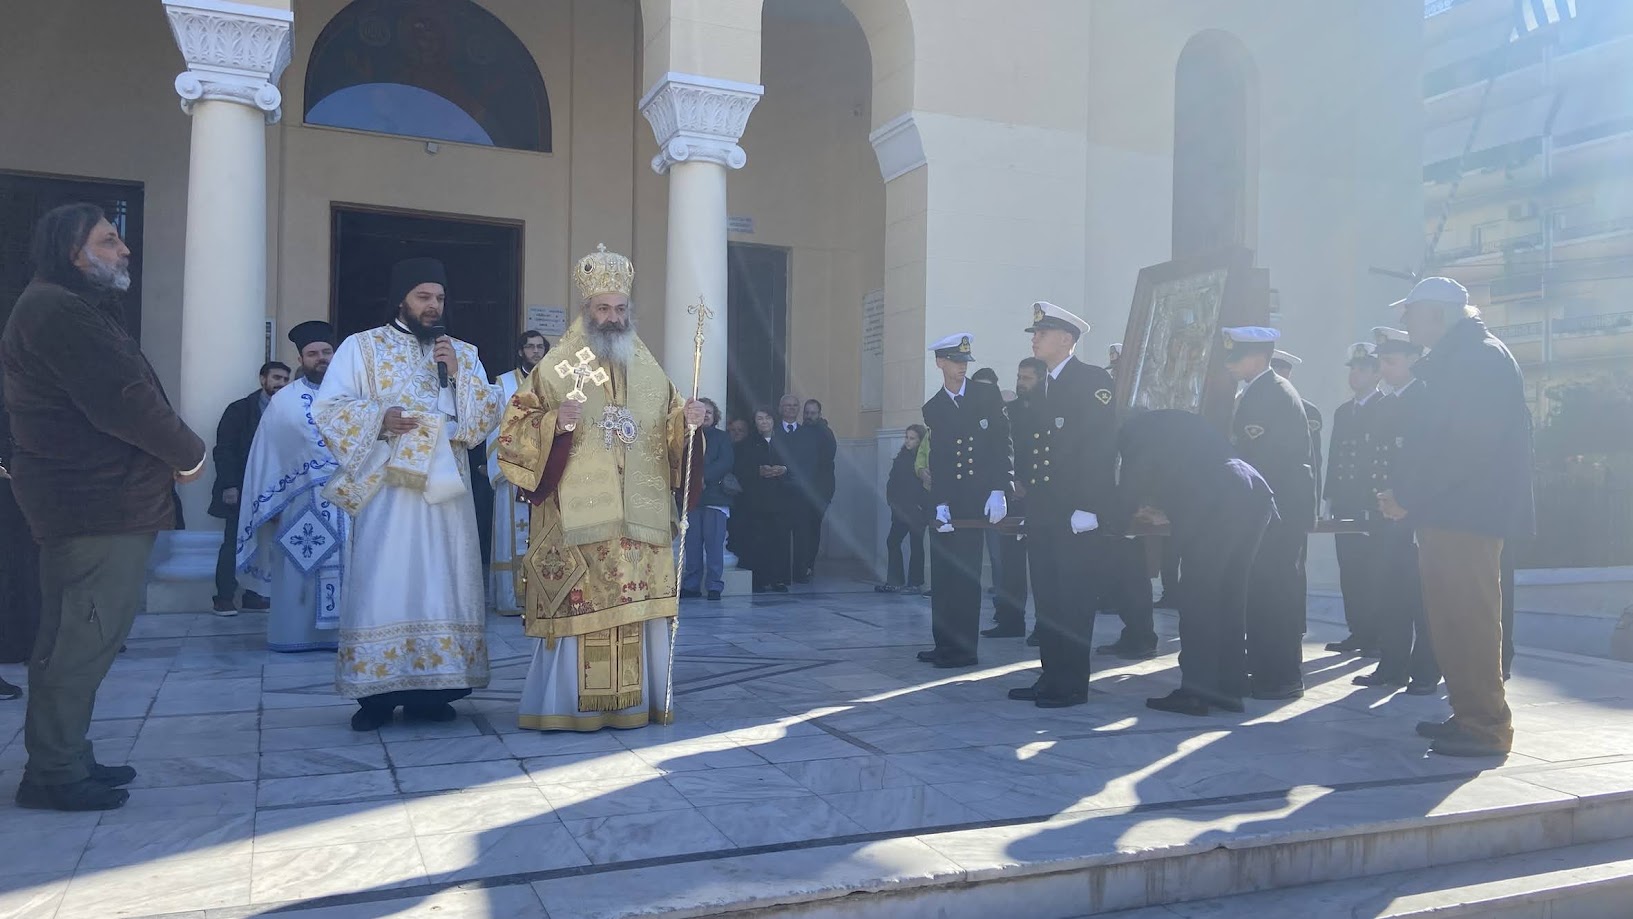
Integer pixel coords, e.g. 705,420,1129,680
163,0,293,124
638,72,765,175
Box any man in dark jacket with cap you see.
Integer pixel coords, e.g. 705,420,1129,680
209,360,288,615
1380,277,1533,757
1,203,207,810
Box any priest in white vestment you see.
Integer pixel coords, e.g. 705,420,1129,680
236,321,346,653
497,245,706,731
485,330,549,616
315,258,503,732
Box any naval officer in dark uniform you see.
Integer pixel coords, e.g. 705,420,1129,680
1271,349,1321,632
983,357,1047,639
1354,328,1441,694
1223,327,1316,700
919,333,1011,668
1324,341,1384,655
1007,302,1117,708
1104,409,1276,715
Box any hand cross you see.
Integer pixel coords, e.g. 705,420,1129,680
554,347,608,404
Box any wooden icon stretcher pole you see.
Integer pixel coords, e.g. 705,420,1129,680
666,297,711,716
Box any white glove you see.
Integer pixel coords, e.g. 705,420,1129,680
985,491,1007,525
935,504,953,533
1070,510,1099,534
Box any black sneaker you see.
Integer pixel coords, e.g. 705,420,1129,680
15,778,129,811
351,706,394,732
89,763,137,787
707,591,722,601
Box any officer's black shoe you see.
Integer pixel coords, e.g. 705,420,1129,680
1415,718,1458,739
1025,632,1040,647
15,778,129,811
1211,696,1246,713
916,649,941,663
1324,637,1362,653
1098,641,1157,660
1146,690,1209,716
1250,683,1305,701
89,762,137,787
934,656,978,669
1035,691,1088,709
1007,683,1042,702
1429,734,1510,758
1405,680,1440,696
982,626,1025,638
1352,671,1406,688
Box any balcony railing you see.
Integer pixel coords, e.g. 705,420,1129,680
1554,214,1633,243
1429,230,1546,266
1554,311,1633,335
1491,321,1545,340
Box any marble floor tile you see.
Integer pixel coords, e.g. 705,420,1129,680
385,735,512,768
0,818,97,879
561,807,735,864
0,872,69,919
772,754,925,795
148,677,263,716
375,717,485,742
126,728,260,760
395,758,532,794
57,851,253,918
625,738,767,773
260,744,391,779
521,749,664,785
259,704,360,730
80,813,254,869
741,732,871,763
416,820,592,882
665,764,813,807
100,780,259,824
254,800,415,852
124,752,261,788
695,797,869,848
260,723,386,753
402,785,557,836
250,837,427,904
257,769,398,808
223,885,551,919
499,729,625,760
821,785,986,833
537,775,696,820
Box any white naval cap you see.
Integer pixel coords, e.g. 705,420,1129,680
1371,326,1410,345
1221,326,1280,356
1271,349,1303,367
1371,326,1421,355
1109,342,1123,357
1345,341,1378,366
1389,276,1468,310
1025,301,1090,338
929,332,975,362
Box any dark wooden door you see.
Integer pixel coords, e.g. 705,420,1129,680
726,243,790,425
0,171,144,339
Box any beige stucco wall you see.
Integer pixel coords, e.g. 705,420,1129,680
0,0,202,398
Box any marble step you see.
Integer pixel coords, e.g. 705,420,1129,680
519,762,1633,919
1091,836,1633,918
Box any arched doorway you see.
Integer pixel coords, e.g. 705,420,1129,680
1172,30,1259,259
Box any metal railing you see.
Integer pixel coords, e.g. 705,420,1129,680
1490,321,1546,340
1554,214,1633,243
1554,311,1633,335
1519,471,1633,568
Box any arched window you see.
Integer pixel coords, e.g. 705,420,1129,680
304,0,552,153
1172,31,1258,258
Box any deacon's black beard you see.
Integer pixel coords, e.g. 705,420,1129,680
305,369,327,386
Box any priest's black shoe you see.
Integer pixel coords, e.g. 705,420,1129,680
933,655,978,669
1250,683,1304,701
1352,671,1405,688
981,625,1024,638
1035,691,1088,709
15,778,129,811
1146,690,1210,716
405,702,459,723
1007,683,1042,701
89,762,137,787
916,649,941,663
351,706,394,732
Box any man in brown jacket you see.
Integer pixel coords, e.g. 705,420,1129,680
0,203,206,811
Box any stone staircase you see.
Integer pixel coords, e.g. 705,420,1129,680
522,758,1633,918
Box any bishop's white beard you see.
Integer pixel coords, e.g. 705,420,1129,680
585,318,637,370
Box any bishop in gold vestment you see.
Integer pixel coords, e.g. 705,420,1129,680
497,245,705,731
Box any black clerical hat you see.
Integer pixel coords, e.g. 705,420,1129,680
288,320,335,351
389,257,447,308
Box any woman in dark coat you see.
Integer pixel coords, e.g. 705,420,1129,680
877,424,930,592
735,409,795,592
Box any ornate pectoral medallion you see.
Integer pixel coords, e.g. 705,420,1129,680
597,404,640,449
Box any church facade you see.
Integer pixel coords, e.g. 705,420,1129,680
0,0,1423,597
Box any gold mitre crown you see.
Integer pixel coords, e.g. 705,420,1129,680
573,243,634,301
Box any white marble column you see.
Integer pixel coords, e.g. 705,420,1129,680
152,0,291,610
638,72,763,404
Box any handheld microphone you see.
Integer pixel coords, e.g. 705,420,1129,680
429,324,449,388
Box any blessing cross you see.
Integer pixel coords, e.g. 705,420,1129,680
553,347,608,431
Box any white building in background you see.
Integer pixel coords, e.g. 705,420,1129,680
0,0,1423,600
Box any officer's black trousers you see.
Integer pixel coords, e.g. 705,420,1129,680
1371,525,1440,686
1029,523,1098,696
1245,516,1307,691
992,534,1030,632
929,527,984,660
1334,532,1377,647
1174,500,1270,704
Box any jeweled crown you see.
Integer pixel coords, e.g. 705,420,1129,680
573,244,634,302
